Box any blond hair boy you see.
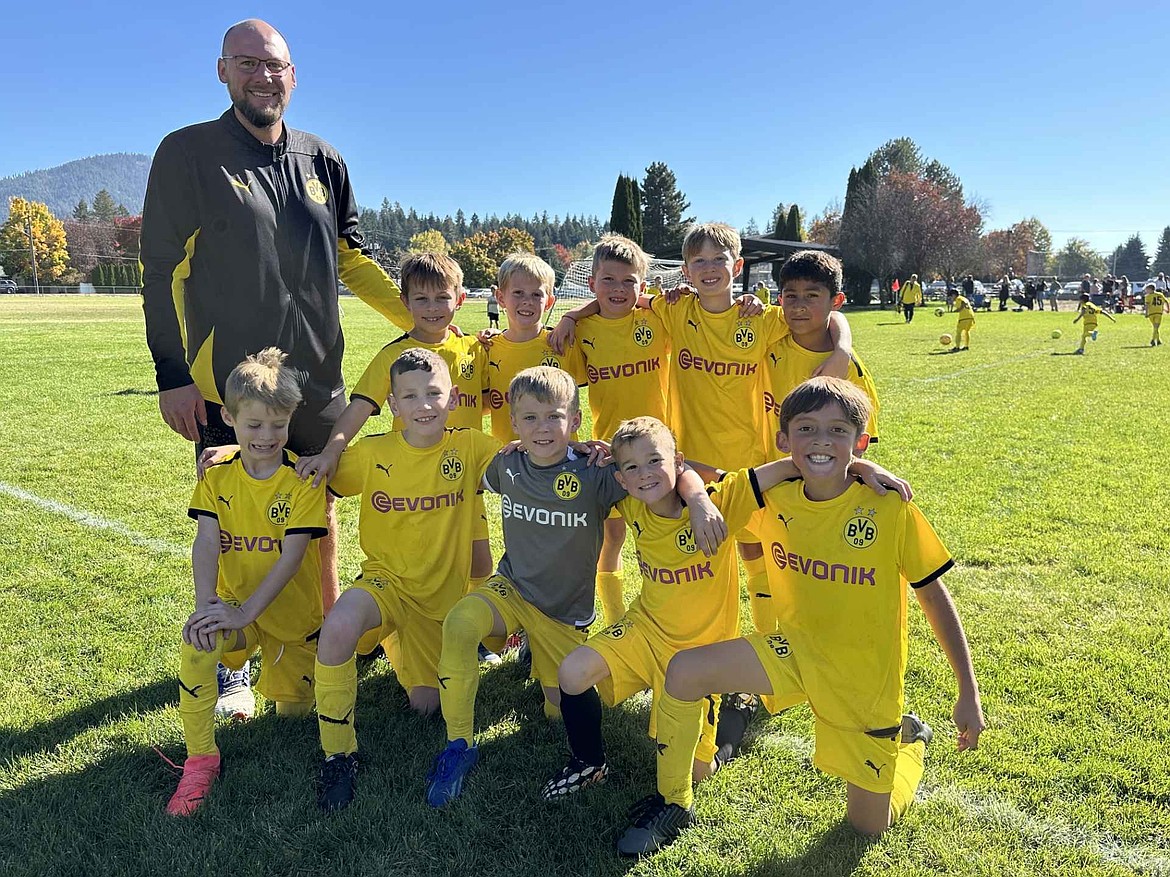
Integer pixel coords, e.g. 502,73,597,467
167,348,328,816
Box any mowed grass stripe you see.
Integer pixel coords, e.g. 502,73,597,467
0,296,1167,877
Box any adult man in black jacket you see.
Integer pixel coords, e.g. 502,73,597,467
141,19,410,713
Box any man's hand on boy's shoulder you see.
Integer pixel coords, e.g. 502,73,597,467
848,459,913,501
295,449,341,488
196,444,239,480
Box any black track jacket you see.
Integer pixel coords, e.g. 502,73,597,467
141,109,409,407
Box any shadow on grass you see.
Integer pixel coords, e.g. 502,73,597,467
1120,345,1156,349
1050,351,1084,356
0,677,175,763
740,822,876,877
0,664,668,877
876,322,907,326
111,388,159,396
927,349,963,356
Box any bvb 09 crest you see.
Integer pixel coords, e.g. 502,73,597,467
440,450,464,481
843,510,878,549
268,493,292,525
540,352,561,368
458,356,475,380
305,177,328,205
734,319,755,349
675,527,697,554
633,320,654,347
553,471,581,500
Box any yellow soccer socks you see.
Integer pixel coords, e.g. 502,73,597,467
178,640,223,757
438,595,495,744
654,690,706,809
742,555,774,634
315,656,358,757
889,739,926,824
595,570,626,628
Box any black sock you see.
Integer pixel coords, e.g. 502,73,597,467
559,686,605,767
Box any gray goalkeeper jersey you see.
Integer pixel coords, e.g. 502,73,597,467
485,449,625,627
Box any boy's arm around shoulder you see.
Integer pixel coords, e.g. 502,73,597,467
814,310,855,378
677,465,726,557
750,454,913,500
915,577,985,752
295,397,377,487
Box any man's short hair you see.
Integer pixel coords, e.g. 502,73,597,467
390,348,450,394
592,234,649,279
779,377,872,438
399,252,464,297
224,347,302,415
498,252,555,295
683,222,742,262
610,416,677,461
779,250,844,296
509,366,579,415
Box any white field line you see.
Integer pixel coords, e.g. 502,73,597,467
0,481,187,558
753,728,1170,875
890,350,1054,385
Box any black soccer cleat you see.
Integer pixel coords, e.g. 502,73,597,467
901,713,933,747
616,793,695,857
317,752,360,812
541,757,609,801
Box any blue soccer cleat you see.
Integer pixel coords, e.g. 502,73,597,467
426,739,479,807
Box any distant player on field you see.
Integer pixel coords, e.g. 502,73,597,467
946,289,975,351
166,348,327,816
1072,293,1115,354
1144,282,1167,346
899,273,923,323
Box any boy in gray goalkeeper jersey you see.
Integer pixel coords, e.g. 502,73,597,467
425,366,723,807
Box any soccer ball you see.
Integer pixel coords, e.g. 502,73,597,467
1051,329,1063,339
940,333,953,347
935,307,945,317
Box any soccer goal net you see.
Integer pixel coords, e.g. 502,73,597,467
548,258,687,323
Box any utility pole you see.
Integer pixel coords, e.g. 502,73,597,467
24,215,40,295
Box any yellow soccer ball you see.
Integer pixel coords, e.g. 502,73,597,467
935,307,945,317
1051,329,1063,339
940,333,953,347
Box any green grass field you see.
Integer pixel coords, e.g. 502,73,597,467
1,295,1167,877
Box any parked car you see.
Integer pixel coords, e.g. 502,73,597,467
0,278,18,293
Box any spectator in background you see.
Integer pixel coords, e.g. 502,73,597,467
1047,277,1061,312
900,273,923,322
999,275,1011,311
486,285,500,329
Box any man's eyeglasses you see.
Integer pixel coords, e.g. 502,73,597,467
220,55,292,75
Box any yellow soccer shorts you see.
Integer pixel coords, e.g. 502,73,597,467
1149,313,1162,328
473,492,489,542
353,576,445,692
587,610,720,763
219,616,318,705
473,574,591,689
747,632,901,794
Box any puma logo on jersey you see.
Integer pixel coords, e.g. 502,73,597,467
437,676,451,689
769,352,780,366
655,741,668,756
687,319,700,331
319,708,354,726
489,360,501,370
775,512,792,529
631,521,643,536
218,495,233,508
505,468,520,485
178,679,204,698
230,175,251,191
865,759,884,777
301,675,313,685
582,339,595,348
375,463,392,475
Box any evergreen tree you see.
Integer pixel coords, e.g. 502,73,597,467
629,177,643,246
609,174,640,241
1151,226,1170,276
73,199,90,221
91,189,119,222
641,162,690,255
1114,234,1149,279
786,204,805,242
839,161,877,306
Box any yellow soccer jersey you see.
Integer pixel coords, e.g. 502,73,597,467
763,336,880,454
1146,291,1168,317
649,296,788,469
189,450,327,643
900,281,922,305
756,480,952,726
329,428,501,619
575,309,670,442
618,467,765,650
484,329,587,442
350,332,486,430
1077,301,1102,328
952,295,975,322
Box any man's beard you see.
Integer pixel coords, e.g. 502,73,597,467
234,93,285,129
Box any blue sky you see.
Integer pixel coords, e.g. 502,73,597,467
4,0,1166,255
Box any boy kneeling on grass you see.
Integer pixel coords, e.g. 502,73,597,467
644,377,984,853
166,348,328,816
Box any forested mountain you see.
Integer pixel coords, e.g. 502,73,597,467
0,154,152,219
